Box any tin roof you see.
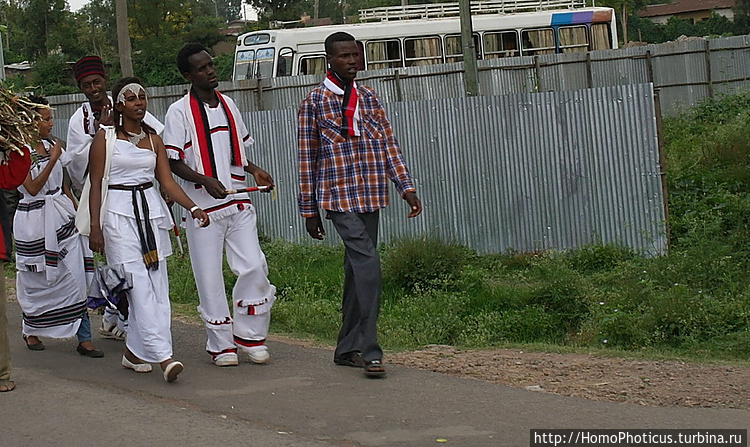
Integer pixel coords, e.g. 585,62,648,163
638,0,735,18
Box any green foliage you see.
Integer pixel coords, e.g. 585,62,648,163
132,37,186,87
565,244,637,274
29,55,79,95
629,12,741,44
0,0,235,91
382,236,473,292
214,52,235,82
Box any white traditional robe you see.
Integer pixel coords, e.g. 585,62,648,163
15,141,94,338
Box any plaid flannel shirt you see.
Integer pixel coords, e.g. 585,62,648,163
297,82,415,218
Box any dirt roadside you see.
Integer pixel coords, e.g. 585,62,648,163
388,345,750,410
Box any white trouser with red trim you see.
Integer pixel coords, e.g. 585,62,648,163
185,205,276,358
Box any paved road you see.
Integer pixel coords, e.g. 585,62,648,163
2,301,748,447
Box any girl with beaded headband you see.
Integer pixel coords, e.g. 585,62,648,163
14,95,103,359
87,77,209,382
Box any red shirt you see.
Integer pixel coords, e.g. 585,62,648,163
0,149,32,261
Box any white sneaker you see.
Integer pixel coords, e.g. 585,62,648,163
246,346,270,364
122,355,152,373
212,352,239,367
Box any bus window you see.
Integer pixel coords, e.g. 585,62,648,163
444,34,481,63
234,49,255,81
483,31,519,59
299,55,327,75
521,28,556,55
404,36,443,67
591,23,612,50
256,48,275,79
366,39,402,70
558,25,588,53
277,48,293,77
244,33,270,46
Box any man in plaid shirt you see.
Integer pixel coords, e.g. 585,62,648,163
298,31,422,378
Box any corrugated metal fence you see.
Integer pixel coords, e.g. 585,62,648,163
214,83,664,255
48,35,750,121
45,69,667,254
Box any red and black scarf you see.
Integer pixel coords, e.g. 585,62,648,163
326,70,358,137
188,88,244,178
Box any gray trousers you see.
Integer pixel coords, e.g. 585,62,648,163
328,211,383,363
0,260,11,381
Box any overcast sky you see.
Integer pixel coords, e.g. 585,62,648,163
66,1,257,20
68,0,87,12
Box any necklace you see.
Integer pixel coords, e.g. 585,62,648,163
125,128,147,146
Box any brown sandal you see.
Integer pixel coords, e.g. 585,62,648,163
334,352,364,368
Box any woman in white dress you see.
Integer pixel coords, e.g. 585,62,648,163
87,78,209,382
15,96,103,358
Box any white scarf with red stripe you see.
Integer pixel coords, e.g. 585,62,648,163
180,89,247,177
324,73,361,137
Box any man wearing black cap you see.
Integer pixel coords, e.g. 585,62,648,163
61,55,164,341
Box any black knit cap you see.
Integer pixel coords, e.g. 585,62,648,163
72,56,106,83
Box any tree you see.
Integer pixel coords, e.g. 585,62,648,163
76,0,117,60
215,0,242,22
246,0,311,24
1,0,73,60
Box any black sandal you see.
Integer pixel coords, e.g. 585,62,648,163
23,335,44,351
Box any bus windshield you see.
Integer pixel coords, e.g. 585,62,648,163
234,47,276,80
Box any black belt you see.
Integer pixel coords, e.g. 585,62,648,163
108,182,153,191
109,181,159,270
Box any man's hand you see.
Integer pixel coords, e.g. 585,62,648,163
305,215,326,240
95,103,114,127
403,191,422,218
202,176,228,199
249,164,275,192
191,208,210,227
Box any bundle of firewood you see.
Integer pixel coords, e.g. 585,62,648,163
0,86,47,157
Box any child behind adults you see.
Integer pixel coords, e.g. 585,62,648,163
87,78,209,382
14,95,103,358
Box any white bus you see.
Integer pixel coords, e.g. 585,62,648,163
232,0,618,81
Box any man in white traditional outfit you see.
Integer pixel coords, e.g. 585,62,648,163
163,43,276,367
61,56,164,342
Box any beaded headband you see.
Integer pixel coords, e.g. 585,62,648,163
116,83,147,105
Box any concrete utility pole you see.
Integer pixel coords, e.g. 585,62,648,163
116,0,133,77
459,0,479,96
